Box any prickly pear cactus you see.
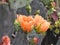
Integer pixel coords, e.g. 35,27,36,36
9,0,33,10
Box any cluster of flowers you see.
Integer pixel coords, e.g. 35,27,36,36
16,14,50,33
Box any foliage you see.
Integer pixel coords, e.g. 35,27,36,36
40,0,53,8
42,0,60,35
47,10,60,35
14,20,20,32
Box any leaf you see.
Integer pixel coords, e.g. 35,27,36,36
41,32,46,36
54,29,60,34
35,10,40,15
49,25,53,30
26,4,31,14
55,21,59,27
40,0,51,6
47,8,53,15
57,12,60,17
14,20,20,31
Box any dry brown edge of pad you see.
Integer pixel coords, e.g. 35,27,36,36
0,1,8,5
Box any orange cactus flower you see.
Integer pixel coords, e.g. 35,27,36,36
16,15,34,33
2,35,10,45
39,21,50,32
27,16,34,22
21,16,34,33
22,15,28,22
27,21,34,32
34,15,45,27
16,14,23,23
34,15,50,33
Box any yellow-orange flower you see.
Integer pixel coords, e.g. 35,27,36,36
34,15,44,27
39,21,50,32
16,14,24,23
34,15,50,33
